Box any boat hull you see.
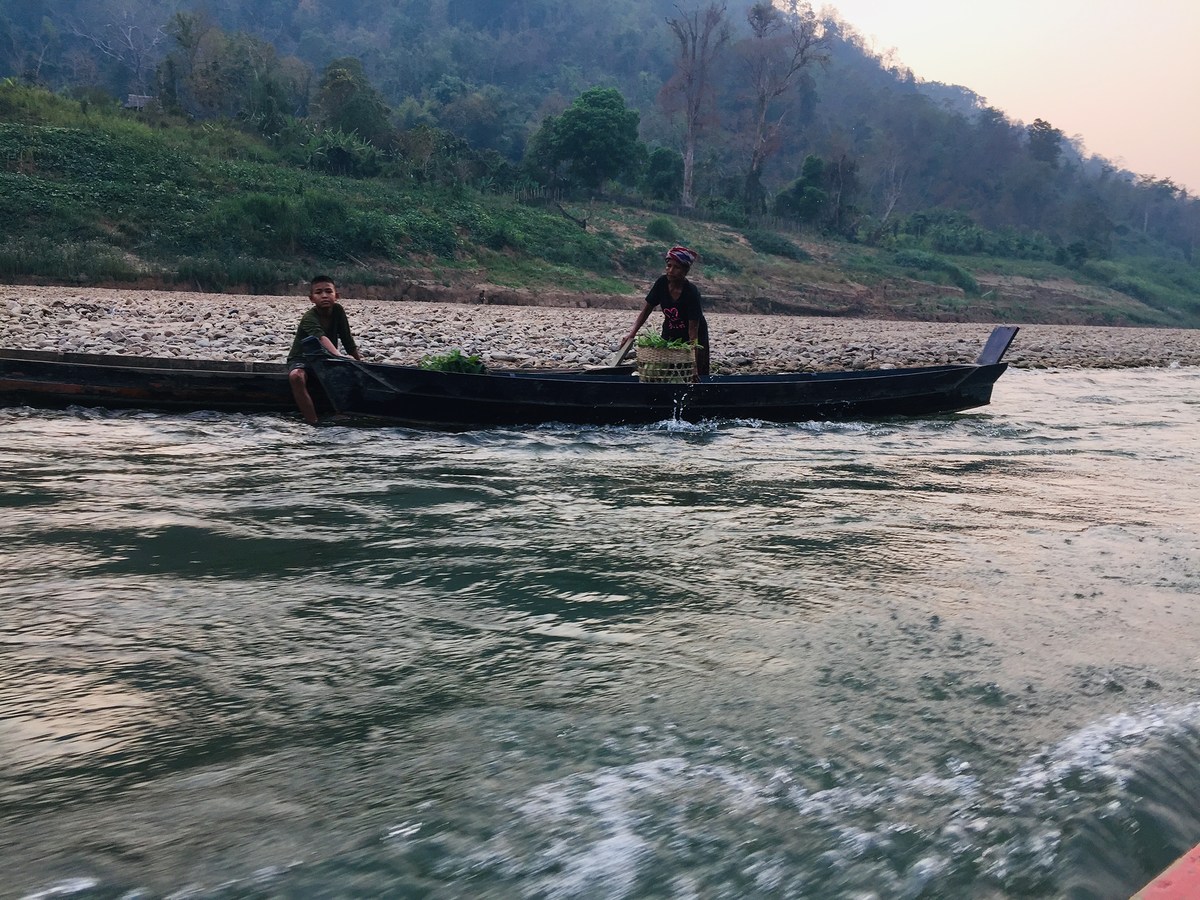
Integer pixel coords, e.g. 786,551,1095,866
306,353,1010,428
0,348,305,413
0,326,1017,427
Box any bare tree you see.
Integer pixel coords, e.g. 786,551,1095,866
877,153,907,225
3,19,57,85
68,6,167,95
663,2,730,208
738,0,827,212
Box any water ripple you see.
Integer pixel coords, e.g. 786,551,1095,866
3,369,1200,897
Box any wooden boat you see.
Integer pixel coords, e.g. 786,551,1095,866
0,347,315,413
0,326,1018,425
303,326,1019,428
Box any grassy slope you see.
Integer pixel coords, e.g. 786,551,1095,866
0,88,1195,328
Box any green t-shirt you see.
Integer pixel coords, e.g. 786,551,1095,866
287,304,358,362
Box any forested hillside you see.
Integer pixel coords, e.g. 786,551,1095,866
1,0,1198,324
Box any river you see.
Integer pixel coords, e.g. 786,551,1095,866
2,367,1199,899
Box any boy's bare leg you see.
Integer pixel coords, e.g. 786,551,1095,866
288,368,319,425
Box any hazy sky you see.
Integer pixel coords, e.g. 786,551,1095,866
823,0,1200,194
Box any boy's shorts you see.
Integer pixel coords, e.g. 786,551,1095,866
288,360,308,372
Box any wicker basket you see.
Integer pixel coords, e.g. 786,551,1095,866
636,345,695,383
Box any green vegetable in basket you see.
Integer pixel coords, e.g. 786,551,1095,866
635,334,703,350
419,349,488,374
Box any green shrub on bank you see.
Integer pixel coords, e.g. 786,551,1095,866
744,229,810,261
618,244,665,273
646,216,679,242
0,238,140,281
188,190,403,260
460,198,618,270
172,254,301,292
690,246,741,274
893,249,979,294
885,209,1056,261
1079,256,1200,319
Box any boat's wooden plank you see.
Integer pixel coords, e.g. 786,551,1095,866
0,349,303,413
0,347,287,374
975,325,1020,365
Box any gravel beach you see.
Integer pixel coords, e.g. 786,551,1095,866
6,284,1200,371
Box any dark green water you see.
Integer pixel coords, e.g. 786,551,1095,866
3,368,1199,899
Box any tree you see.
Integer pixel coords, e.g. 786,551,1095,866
737,0,827,213
158,15,309,130
316,57,394,147
662,2,730,208
66,3,167,95
774,154,827,225
0,14,59,85
641,146,685,200
1137,175,1182,235
525,86,644,191
1027,117,1064,166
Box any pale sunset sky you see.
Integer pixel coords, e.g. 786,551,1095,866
823,0,1200,194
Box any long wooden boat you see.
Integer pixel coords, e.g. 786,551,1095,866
0,347,312,413
303,326,1019,428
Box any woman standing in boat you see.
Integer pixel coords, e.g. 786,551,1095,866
621,246,710,379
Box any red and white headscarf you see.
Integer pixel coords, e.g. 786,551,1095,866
665,246,697,268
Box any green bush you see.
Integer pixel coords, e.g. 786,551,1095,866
893,249,979,294
691,247,741,274
700,197,748,229
1135,258,1200,296
0,238,139,281
1078,259,1122,285
462,200,616,270
991,227,1055,261
893,208,1056,261
744,229,810,261
1109,276,1161,304
303,129,380,177
172,254,295,292
482,221,518,251
645,215,679,242
393,203,471,258
618,244,665,273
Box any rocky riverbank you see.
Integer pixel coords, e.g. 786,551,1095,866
6,285,1200,371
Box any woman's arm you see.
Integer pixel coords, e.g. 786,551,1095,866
622,302,653,345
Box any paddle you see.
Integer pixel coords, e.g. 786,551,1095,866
602,335,635,368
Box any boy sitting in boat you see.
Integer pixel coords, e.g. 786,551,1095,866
287,275,361,424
